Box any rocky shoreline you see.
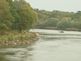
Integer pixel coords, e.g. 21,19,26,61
0,32,39,48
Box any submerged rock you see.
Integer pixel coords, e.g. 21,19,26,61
60,30,64,33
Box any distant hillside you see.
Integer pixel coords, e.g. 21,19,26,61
34,9,81,31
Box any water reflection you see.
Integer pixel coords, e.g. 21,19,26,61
0,54,8,61
0,47,34,61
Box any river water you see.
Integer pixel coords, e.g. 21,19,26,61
0,29,81,61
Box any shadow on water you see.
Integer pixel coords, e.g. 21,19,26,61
0,54,8,61
0,46,34,61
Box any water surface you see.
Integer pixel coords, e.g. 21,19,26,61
0,29,81,61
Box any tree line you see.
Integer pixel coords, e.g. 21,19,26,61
0,0,37,34
35,9,81,31
1,0,81,33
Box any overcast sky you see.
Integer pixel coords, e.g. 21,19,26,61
27,0,81,12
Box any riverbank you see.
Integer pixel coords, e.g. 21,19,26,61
0,32,39,48
35,26,81,31
30,29,81,35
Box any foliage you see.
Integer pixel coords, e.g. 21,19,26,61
0,32,36,42
0,0,37,33
0,0,14,32
35,9,81,31
12,0,38,32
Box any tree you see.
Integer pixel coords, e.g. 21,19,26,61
0,0,38,33
0,0,14,33
57,20,71,30
12,0,38,32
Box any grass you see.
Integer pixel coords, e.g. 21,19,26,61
0,31,38,47
0,32,37,41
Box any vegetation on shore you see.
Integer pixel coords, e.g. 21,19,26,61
35,9,81,31
0,0,38,32
0,0,38,47
0,32,38,47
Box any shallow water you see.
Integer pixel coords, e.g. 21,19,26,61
0,29,81,61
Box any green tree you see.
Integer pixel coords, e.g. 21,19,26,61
57,20,71,30
12,0,38,32
0,0,14,33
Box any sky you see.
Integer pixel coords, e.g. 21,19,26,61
27,0,81,12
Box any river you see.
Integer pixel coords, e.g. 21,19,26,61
0,29,81,61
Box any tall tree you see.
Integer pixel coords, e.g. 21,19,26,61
0,0,14,32
12,0,38,32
